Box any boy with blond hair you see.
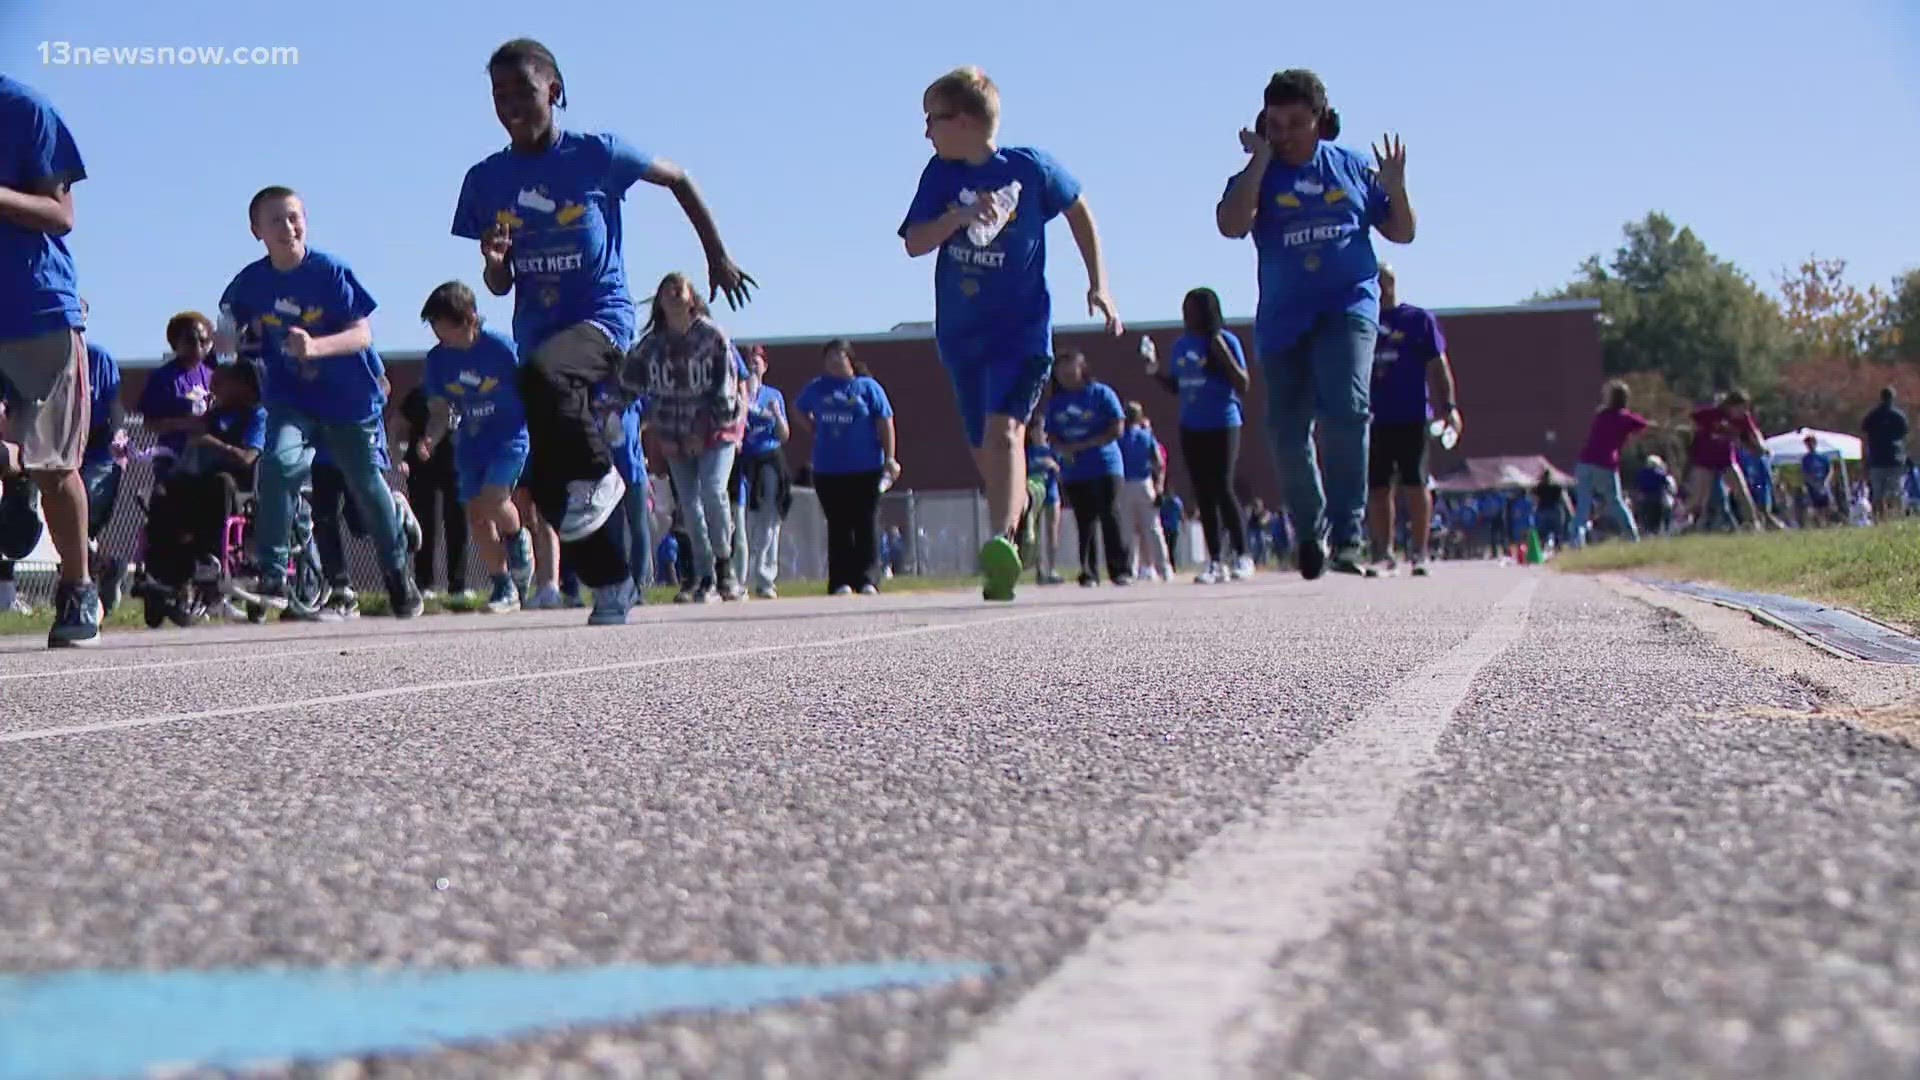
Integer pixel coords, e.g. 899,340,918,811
898,65,1122,601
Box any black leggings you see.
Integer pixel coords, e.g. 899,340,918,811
1181,426,1247,562
408,456,468,593
519,324,630,589
1064,475,1128,581
815,470,883,592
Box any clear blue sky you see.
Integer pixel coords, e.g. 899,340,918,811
5,0,1917,364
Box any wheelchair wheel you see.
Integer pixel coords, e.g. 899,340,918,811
285,535,331,618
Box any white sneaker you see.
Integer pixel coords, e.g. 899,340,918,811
831,585,852,596
1195,563,1221,585
0,582,28,614
558,470,626,543
527,585,564,610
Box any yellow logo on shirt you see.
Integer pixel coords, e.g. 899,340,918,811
494,209,526,231
301,308,324,325
555,202,587,226
1275,193,1302,208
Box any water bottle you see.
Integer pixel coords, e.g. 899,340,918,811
966,180,1020,247
1429,415,1459,450
1139,336,1157,368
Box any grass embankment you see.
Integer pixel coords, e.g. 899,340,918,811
0,575,978,638
1554,522,1920,631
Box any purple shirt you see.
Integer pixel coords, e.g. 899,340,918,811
137,357,215,457
1577,407,1649,470
1370,304,1445,425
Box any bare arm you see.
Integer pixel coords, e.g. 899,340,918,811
644,158,731,267
482,257,513,297
772,402,790,444
1377,190,1416,244
305,318,373,359
1216,148,1272,238
1208,332,1251,395
902,205,973,258
422,398,452,456
1064,199,1110,298
1429,353,1458,415
0,176,75,235
877,416,897,464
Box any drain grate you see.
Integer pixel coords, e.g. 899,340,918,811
1643,578,1920,665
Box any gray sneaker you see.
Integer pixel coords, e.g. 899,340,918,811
557,470,626,542
589,578,637,625
47,580,101,648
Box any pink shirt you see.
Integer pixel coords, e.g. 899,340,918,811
1577,407,1649,470
1689,406,1761,471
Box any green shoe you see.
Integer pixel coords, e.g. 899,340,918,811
980,535,1021,602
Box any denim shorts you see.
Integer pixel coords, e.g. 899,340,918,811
456,442,529,504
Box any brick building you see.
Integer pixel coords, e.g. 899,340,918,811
115,298,1603,506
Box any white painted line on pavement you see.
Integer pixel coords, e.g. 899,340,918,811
0,641,418,683
0,612,1062,746
926,576,1540,1080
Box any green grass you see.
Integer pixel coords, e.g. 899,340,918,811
1554,521,1920,631
0,574,980,637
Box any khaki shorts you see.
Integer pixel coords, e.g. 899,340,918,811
0,328,88,472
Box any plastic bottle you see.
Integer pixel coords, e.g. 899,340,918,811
967,180,1021,247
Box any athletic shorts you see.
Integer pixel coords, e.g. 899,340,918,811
457,442,529,504
0,328,87,472
939,346,1053,449
1368,421,1428,489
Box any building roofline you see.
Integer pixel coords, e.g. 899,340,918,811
111,298,1602,369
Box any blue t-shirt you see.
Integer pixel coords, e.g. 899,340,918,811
1044,382,1125,483
83,341,119,465
1168,331,1245,431
1738,447,1773,498
0,77,85,337
743,384,787,457
1230,142,1391,355
423,327,530,465
1026,444,1060,505
1118,426,1160,481
1372,304,1446,425
207,404,268,453
452,131,653,355
1802,451,1833,490
795,374,892,476
219,249,384,423
897,147,1081,364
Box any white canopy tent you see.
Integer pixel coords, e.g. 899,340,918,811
1764,427,1862,461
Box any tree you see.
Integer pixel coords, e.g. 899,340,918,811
1775,256,1890,361
1537,213,1791,399
1884,268,1920,362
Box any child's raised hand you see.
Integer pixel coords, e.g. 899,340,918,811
481,223,514,269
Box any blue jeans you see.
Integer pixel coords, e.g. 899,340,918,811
1259,312,1376,551
257,409,407,585
623,480,653,597
1572,463,1639,547
666,445,737,583
81,457,121,544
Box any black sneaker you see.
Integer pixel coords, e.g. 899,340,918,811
386,570,424,619
1297,537,1326,580
1329,545,1377,576
47,580,101,648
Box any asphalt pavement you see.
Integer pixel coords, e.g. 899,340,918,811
1,563,1915,1079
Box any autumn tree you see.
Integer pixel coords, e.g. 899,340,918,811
1775,256,1890,361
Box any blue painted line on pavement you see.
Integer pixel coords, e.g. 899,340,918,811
0,961,993,1079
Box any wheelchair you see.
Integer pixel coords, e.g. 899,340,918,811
133,479,329,628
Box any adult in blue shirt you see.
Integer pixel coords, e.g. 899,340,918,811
1044,351,1130,587
453,38,753,623
1145,286,1253,582
1216,69,1416,579
736,345,791,599
793,340,898,596
0,75,99,646
1861,386,1909,517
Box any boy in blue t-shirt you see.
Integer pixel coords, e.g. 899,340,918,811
898,65,1122,602
420,281,537,614
217,185,422,618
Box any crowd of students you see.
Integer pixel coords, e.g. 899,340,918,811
2,52,1449,648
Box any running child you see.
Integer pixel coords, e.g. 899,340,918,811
453,37,754,624
217,185,423,617
898,65,1122,602
419,281,535,615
